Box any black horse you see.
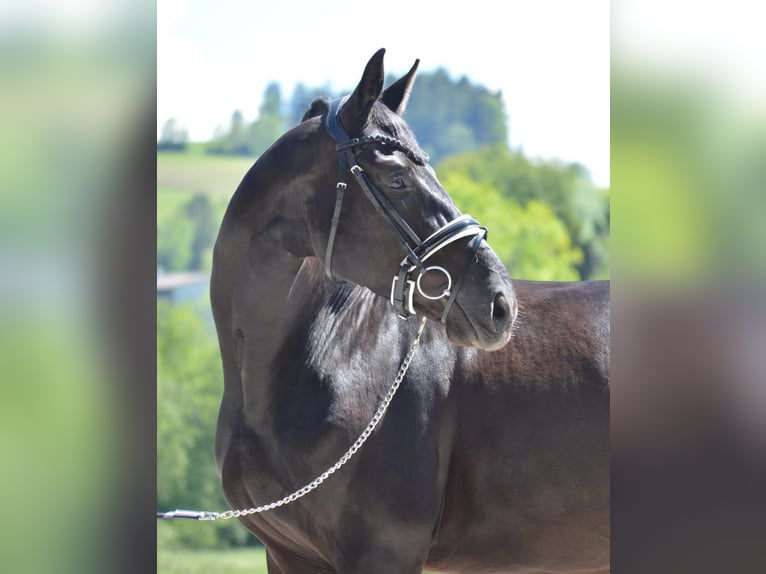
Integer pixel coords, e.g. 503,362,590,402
211,49,609,573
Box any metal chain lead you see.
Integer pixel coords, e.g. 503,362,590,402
197,317,427,521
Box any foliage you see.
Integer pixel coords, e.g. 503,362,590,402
158,118,189,151
158,212,195,271
158,193,219,272
207,70,507,164
208,83,287,157
403,69,507,164
441,172,583,280
207,110,249,156
287,82,339,126
157,300,252,548
246,113,284,156
247,83,288,155
438,146,610,279
184,194,218,270
156,151,246,276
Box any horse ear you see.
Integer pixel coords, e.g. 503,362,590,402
340,48,386,135
381,58,419,115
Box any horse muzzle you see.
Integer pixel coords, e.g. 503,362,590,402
439,242,517,351
389,215,517,351
444,282,517,351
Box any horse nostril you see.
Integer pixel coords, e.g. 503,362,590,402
491,292,513,333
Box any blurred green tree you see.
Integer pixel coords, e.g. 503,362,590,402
208,110,249,155
157,300,251,548
157,214,194,271
207,70,508,162
157,193,218,272
442,171,583,280
288,82,337,125
247,82,287,156
157,118,188,151
403,68,507,163
184,194,217,271
208,84,287,157
438,145,609,279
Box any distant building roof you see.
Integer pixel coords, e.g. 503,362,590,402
157,271,209,292
157,272,210,305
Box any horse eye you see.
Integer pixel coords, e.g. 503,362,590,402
389,175,408,191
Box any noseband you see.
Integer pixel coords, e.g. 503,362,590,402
324,96,487,323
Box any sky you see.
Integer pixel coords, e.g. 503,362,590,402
158,0,610,186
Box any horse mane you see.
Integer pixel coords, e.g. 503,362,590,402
301,97,330,122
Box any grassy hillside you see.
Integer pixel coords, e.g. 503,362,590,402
158,147,254,197
157,545,438,573
158,547,268,574
157,148,255,237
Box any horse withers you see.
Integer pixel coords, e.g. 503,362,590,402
210,49,609,573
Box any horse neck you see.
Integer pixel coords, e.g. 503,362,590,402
215,125,330,330
211,124,411,425
233,248,403,430
214,185,386,398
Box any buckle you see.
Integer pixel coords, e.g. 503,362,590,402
390,274,416,319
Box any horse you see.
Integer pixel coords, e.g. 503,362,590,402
210,49,609,574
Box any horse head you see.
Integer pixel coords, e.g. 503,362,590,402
298,49,517,351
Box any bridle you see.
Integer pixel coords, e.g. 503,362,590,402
324,96,487,324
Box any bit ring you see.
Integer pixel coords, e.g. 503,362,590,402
416,266,452,300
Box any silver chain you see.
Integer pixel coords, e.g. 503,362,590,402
198,316,428,521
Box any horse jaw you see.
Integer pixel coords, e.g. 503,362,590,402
442,290,516,352
445,315,514,352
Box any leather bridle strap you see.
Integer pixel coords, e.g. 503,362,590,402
348,163,423,260
391,215,486,322
439,225,485,322
324,96,487,323
325,97,424,279
323,97,348,280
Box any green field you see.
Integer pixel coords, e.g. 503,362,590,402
157,545,438,573
158,146,255,197
157,147,254,229
158,546,269,574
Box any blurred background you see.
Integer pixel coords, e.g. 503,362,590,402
0,0,763,573
611,3,766,573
